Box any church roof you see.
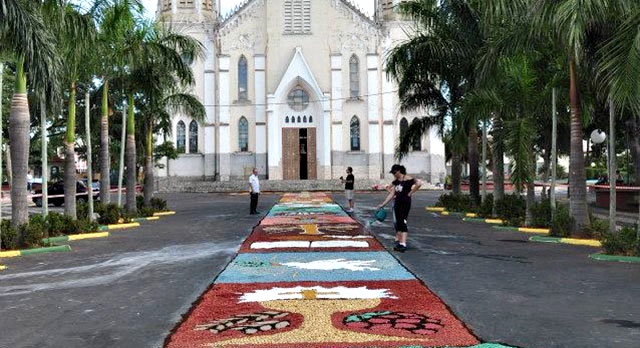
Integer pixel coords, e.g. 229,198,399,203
219,0,376,28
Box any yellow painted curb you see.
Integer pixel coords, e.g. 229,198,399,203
560,238,602,247
426,207,446,212
465,213,478,218
518,227,550,234
107,222,141,230
68,232,110,241
485,219,504,224
0,251,21,258
0,265,5,271
145,216,160,221
441,211,450,216
153,211,176,216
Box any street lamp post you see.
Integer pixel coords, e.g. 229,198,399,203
591,127,616,233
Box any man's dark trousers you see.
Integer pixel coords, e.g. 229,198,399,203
250,193,259,214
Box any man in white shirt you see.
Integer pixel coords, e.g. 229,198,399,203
249,167,261,214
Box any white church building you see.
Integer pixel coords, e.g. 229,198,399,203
156,0,445,184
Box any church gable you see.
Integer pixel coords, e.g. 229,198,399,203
324,1,382,53
218,0,266,53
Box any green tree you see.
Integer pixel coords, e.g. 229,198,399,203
1,0,60,231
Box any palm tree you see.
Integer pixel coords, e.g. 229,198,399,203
42,0,96,219
117,21,203,214
386,0,484,203
1,0,59,229
94,0,143,204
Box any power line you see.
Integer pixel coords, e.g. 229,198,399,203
197,90,400,108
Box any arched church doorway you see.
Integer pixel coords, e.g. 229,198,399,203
282,128,316,180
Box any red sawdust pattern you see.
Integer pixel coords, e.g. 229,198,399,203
165,280,480,348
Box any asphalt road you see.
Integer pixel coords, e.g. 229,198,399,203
0,191,638,348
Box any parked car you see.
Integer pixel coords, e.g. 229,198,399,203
32,180,99,207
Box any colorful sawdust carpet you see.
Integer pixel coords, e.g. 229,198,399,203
166,193,514,348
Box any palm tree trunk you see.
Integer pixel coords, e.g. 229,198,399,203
144,119,154,207
64,81,77,219
0,62,3,249
85,92,94,221
125,94,136,215
568,58,589,236
40,99,48,217
541,150,551,199
9,57,30,231
468,122,480,207
627,117,640,185
100,79,111,203
452,153,462,195
492,113,504,216
525,179,535,227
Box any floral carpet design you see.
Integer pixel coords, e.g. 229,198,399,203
165,193,514,348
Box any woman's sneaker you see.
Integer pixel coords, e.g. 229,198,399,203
394,243,407,252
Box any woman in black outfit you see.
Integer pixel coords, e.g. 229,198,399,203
376,164,422,252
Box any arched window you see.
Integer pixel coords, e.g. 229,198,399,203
285,116,290,123
350,116,360,151
189,120,198,153
303,115,307,123
411,118,422,151
309,115,313,123
238,55,248,101
177,121,186,154
297,115,301,123
239,117,249,152
349,54,360,100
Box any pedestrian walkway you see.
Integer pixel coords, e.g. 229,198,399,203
165,192,512,348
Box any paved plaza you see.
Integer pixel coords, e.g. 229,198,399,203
0,192,638,347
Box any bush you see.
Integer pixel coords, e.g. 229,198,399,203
586,217,609,240
1,219,17,250
77,202,92,221
478,194,494,218
550,204,573,237
495,194,526,227
436,193,472,212
74,219,100,233
149,197,168,212
46,213,76,237
95,202,123,225
530,199,552,228
138,207,155,217
19,216,47,249
600,226,639,256
136,196,145,211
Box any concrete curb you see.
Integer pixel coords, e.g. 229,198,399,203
530,235,601,247
43,232,110,244
132,216,160,222
425,206,446,212
463,217,505,224
518,227,550,234
0,245,72,258
0,265,5,271
103,222,140,230
153,211,176,216
589,253,640,263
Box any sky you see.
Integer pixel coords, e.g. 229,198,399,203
140,0,374,18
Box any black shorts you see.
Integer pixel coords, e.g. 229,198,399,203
393,201,411,232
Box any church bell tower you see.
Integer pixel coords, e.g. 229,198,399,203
156,0,217,23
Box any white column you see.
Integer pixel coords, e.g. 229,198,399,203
322,93,332,179
382,66,395,174
218,55,231,180
172,0,177,13
267,94,282,179
330,54,342,176
429,125,446,183
254,55,267,171
367,54,381,178
203,38,216,178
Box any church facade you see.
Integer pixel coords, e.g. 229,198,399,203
156,0,445,183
